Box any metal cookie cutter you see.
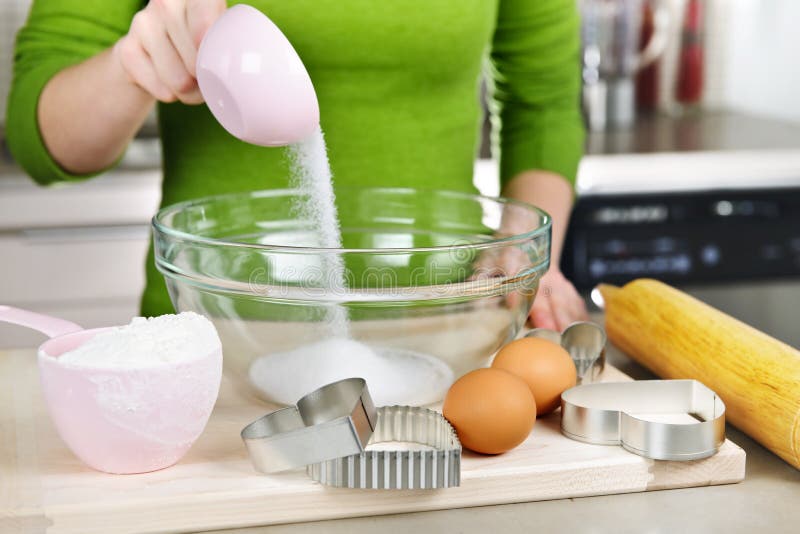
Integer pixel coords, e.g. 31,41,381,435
241,377,377,473
527,321,606,384
561,379,726,461
308,405,461,489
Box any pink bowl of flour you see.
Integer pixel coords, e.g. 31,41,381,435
0,306,222,474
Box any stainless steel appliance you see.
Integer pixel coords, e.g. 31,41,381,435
563,186,800,288
564,148,800,348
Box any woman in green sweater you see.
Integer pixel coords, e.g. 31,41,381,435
7,0,587,330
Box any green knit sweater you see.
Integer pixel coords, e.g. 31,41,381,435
6,0,584,316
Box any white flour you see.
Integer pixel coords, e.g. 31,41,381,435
59,312,220,368
287,127,349,336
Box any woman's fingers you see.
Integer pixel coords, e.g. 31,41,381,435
186,0,227,47
155,0,198,77
119,0,225,104
552,272,587,324
566,281,589,322
115,36,174,103
467,237,588,332
528,269,588,331
529,284,557,330
552,290,582,330
131,9,202,104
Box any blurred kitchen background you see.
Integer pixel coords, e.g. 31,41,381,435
2,0,799,348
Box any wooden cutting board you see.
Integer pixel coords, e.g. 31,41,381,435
1,349,745,534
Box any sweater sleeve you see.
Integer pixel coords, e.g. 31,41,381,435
488,0,585,188
5,0,142,186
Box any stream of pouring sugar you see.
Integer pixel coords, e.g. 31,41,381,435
249,128,456,406
287,128,350,337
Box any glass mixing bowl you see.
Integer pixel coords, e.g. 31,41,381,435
153,187,550,406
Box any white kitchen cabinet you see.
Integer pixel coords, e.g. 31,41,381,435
0,226,151,303
0,171,162,229
0,158,162,348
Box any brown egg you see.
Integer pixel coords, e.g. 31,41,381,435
442,368,536,455
492,337,577,416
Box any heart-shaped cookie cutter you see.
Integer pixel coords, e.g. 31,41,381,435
526,321,606,384
241,377,377,473
561,379,726,461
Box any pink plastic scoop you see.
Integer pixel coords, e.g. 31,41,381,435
196,4,320,146
0,305,222,474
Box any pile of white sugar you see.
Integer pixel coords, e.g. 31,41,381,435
249,337,454,406
59,312,220,368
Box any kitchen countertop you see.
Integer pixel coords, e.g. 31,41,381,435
585,111,800,155
215,341,799,534
4,331,792,534
476,110,800,159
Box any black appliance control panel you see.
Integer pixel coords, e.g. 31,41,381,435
561,187,800,291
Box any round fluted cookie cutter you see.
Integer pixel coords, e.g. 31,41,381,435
561,379,726,461
241,377,377,473
308,405,462,489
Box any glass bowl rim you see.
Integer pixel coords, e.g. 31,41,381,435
152,186,552,255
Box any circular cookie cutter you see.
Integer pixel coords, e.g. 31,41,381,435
527,321,606,384
308,405,462,489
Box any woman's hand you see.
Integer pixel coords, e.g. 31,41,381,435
501,170,587,331
529,268,588,330
115,0,226,104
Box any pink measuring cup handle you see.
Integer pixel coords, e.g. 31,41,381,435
0,305,84,338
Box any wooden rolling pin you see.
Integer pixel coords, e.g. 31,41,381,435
598,279,800,469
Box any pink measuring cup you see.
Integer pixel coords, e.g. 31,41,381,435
0,306,222,474
196,4,320,146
